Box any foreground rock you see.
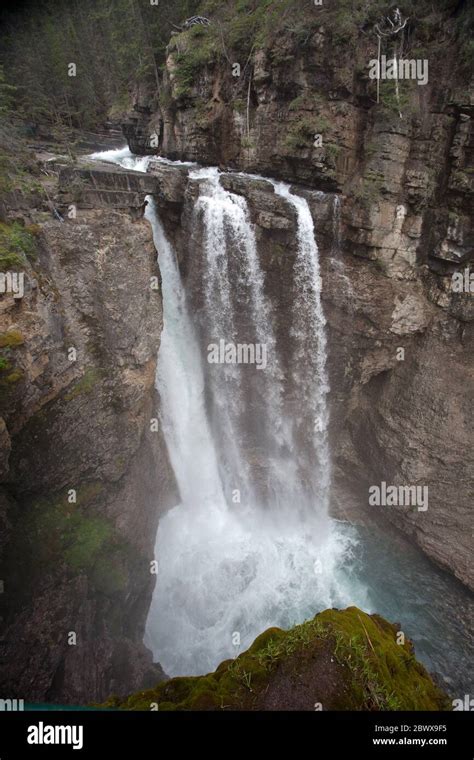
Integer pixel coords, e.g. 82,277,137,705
103,607,450,711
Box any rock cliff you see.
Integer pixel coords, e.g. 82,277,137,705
121,1,473,590
0,157,176,703
0,0,472,708
127,156,471,592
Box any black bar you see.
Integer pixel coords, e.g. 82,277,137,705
0,710,472,757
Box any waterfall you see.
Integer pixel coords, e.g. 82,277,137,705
326,192,355,306
90,148,366,677
271,182,331,514
188,167,293,510
144,196,225,512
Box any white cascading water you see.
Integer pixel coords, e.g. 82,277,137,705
189,167,294,510
328,192,355,304
271,182,331,513
90,148,368,676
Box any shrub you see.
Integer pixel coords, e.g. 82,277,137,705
173,28,219,98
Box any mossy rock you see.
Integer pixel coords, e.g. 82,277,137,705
103,607,450,711
64,368,103,401
3,369,23,383
0,331,24,396
0,329,24,348
0,221,37,271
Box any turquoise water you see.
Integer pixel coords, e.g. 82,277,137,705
350,516,473,699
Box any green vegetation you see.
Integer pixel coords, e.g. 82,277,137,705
64,516,111,573
0,330,24,349
379,81,414,117
241,137,255,149
0,0,471,132
2,368,23,384
172,26,219,98
0,0,202,128
0,330,24,394
21,484,109,571
288,93,325,112
101,607,450,711
64,368,103,402
232,98,246,113
0,138,43,200
284,116,329,151
285,118,314,150
0,222,37,271
0,65,15,116
1,475,145,613
351,177,383,210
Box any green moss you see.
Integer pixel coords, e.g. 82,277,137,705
319,608,450,711
64,368,102,401
0,478,144,611
4,369,23,384
172,28,219,98
0,329,24,348
92,552,128,595
104,607,449,712
75,481,104,507
0,334,24,395
285,117,322,150
0,221,37,271
63,517,111,572
6,483,105,571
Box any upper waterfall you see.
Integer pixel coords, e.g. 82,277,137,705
90,148,365,676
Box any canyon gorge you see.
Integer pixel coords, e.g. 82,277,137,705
0,0,472,710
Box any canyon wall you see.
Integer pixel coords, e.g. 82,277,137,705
0,1,472,706
144,158,473,591
121,2,473,591
0,161,176,703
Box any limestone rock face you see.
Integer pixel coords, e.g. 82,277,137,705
146,164,472,592
118,5,473,591
323,253,474,591
123,11,473,279
0,418,10,479
0,198,176,703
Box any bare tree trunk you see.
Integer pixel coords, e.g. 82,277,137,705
246,70,252,141
393,43,402,118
